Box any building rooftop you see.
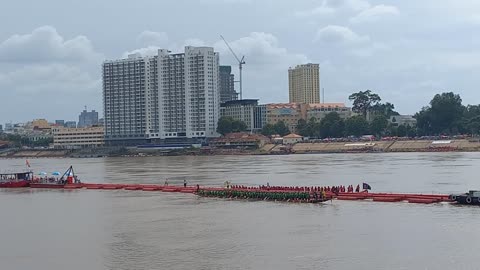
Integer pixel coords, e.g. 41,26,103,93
283,133,303,138
221,99,259,107
308,103,346,109
267,103,299,109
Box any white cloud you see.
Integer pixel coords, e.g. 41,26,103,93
315,25,370,44
0,26,102,122
350,4,400,23
0,26,102,63
200,0,252,3
432,52,480,70
214,32,309,68
123,46,162,57
295,1,335,17
324,0,370,11
0,64,99,94
183,38,208,47
297,0,371,17
136,30,169,47
338,0,371,11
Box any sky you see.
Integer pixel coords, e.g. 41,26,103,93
1,0,480,125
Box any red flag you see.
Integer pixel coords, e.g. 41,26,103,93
26,160,30,167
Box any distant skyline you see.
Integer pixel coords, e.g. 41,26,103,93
1,0,480,124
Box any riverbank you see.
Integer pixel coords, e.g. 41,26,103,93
280,138,480,154
1,139,480,158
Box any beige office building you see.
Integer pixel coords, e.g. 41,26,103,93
266,103,352,133
288,64,320,104
266,103,307,133
53,126,105,149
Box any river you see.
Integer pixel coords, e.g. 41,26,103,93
1,153,480,270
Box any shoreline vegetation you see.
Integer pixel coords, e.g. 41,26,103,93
1,139,480,158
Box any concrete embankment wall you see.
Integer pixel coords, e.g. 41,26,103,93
0,149,70,158
289,139,480,153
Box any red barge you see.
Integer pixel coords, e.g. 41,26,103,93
0,171,33,188
30,166,80,189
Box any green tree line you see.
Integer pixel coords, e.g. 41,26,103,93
0,133,53,147
219,90,480,138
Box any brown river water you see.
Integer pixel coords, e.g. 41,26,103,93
1,153,480,270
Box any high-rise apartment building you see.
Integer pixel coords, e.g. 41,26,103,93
219,66,238,103
184,46,220,138
102,47,220,145
78,109,99,128
288,64,320,104
103,53,155,144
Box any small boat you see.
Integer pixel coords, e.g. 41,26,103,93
0,171,33,188
449,190,480,205
30,166,80,189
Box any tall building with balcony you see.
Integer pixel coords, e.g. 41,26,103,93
103,53,157,145
288,64,320,104
219,66,238,103
78,109,99,128
157,50,186,139
103,47,220,145
184,46,220,139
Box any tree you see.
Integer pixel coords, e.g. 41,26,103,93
231,120,247,133
463,105,480,135
319,112,345,138
429,92,465,134
414,106,433,136
216,117,247,135
344,115,369,137
396,124,407,137
415,92,465,135
369,115,388,136
274,121,290,136
405,124,417,137
296,119,309,137
261,124,276,136
349,90,381,119
465,115,480,135
386,124,397,136
371,102,399,118
308,117,320,138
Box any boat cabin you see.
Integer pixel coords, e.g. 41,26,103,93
468,190,480,197
0,172,33,181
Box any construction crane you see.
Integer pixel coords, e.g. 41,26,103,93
220,35,246,100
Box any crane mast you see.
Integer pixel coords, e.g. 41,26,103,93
220,35,246,100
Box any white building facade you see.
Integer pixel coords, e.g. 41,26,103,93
103,47,220,145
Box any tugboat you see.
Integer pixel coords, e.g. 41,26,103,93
30,166,79,189
0,171,33,188
449,190,480,205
